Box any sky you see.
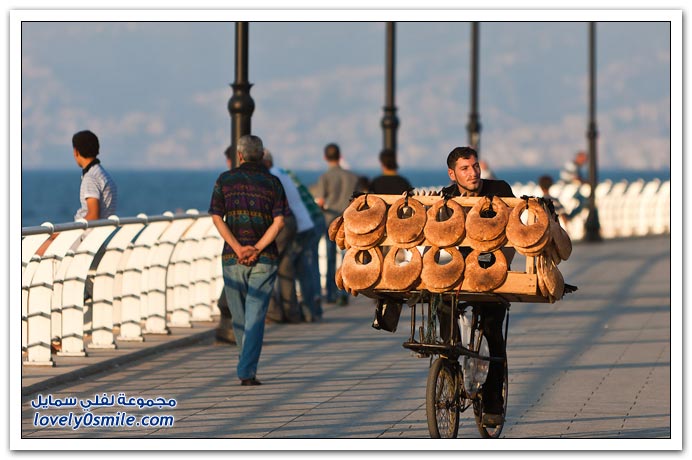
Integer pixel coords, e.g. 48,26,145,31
18,11,672,172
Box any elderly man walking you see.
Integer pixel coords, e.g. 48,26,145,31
209,135,290,386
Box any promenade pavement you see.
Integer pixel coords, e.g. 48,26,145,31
18,235,674,447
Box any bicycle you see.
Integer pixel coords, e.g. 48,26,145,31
398,294,510,438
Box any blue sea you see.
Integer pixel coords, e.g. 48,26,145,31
20,168,670,228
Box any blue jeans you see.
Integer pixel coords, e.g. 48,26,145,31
296,218,325,319
222,262,278,380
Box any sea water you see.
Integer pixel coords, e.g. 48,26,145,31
20,168,670,228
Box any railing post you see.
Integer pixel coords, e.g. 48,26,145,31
381,21,400,157
227,21,254,168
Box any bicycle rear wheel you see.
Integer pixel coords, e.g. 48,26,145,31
426,357,460,438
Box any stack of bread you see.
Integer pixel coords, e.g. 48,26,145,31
328,193,572,302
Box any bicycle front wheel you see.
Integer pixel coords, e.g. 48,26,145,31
426,357,460,438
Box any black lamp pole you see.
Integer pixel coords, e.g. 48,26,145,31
381,22,400,157
467,22,481,151
227,21,255,169
584,21,602,241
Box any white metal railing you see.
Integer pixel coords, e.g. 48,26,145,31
21,179,670,367
21,211,224,367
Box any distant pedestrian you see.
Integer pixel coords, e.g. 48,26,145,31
313,143,359,306
369,149,412,195
71,130,118,221
559,150,588,185
538,175,569,227
214,146,238,345
283,169,326,322
263,149,311,324
209,135,290,386
559,150,589,218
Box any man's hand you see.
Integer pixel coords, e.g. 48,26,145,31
238,245,260,265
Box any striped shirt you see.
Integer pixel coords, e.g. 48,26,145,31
283,168,325,227
75,161,118,220
208,162,290,265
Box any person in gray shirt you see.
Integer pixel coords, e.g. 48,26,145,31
72,130,118,221
313,143,359,306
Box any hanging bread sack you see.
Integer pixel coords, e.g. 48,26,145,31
420,246,465,293
465,249,508,292
343,194,387,235
424,198,466,248
466,196,510,242
506,197,550,250
340,246,383,292
378,246,423,291
345,216,386,249
386,196,427,248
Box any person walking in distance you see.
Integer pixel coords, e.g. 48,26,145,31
538,174,569,228
209,135,290,386
263,149,309,324
313,143,359,306
369,148,412,195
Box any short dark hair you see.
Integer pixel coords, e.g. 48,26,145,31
538,175,554,191
224,145,233,159
446,146,478,169
324,143,340,161
72,130,100,158
379,149,398,170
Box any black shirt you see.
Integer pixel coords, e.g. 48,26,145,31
440,179,515,198
369,175,413,195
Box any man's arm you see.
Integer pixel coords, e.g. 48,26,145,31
253,215,285,253
210,214,255,262
84,197,100,221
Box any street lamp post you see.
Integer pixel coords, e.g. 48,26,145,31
467,22,481,151
227,21,255,169
584,21,602,241
381,22,400,158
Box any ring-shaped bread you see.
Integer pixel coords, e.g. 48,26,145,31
464,249,508,292
465,196,510,242
336,222,346,250
340,247,383,292
421,246,465,293
327,215,344,242
466,233,508,253
379,246,423,291
335,265,345,291
345,222,386,249
424,199,466,248
506,198,550,249
538,254,564,301
514,229,550,257
343,194,387,235
386,197,427,246
550,218,572,261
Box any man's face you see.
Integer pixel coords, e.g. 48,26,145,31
448,155,481,194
